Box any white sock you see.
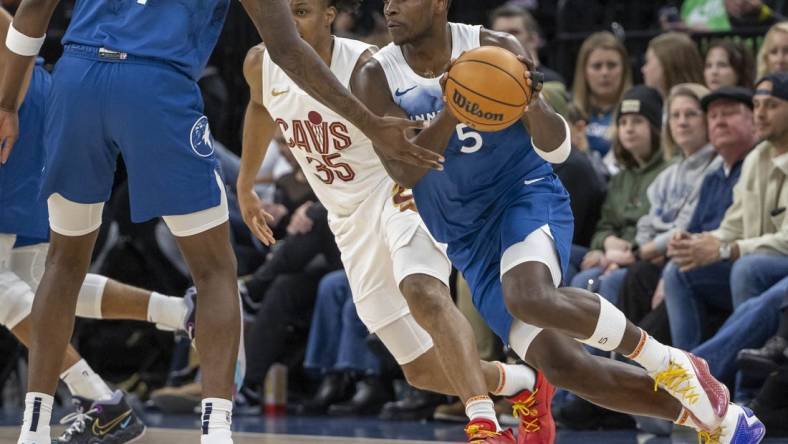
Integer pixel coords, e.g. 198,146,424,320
492,362,536,396
200,398,233,444
465,396,500,431
60,359,113,401
17,392,53,444
626,329,670,374
148,292,188,331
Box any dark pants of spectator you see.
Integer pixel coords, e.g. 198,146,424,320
244,204,340,302
664,255,788,349
244,267,329,386
304,270,381,376
617,260,671,345
693,275,788,396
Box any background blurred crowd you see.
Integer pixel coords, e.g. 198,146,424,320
1,0,787,439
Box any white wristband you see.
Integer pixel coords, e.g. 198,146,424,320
5,24,45,57
532,115,572,164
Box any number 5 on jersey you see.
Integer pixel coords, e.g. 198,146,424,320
456,124,483,154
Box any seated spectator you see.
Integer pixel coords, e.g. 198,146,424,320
566,103,611,181
557,104,608,249
615,83,717,338
642,32,705,98
489,4,564,84
571,31,632,160
757,21,788,77
704,39,756,91
237,202,343,406
738,288,788,376
569,86,671,301
664,78,788,350
297,270,391,416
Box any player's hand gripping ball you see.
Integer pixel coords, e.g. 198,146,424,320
443,46,542,132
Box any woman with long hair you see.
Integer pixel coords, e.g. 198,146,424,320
757,21,788,77
642,32,705,98
704,39,756,90
571,31,633,158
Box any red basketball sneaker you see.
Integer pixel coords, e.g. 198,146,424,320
464,418,517,443
508,372,556,444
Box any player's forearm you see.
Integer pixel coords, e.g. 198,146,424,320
0,0,58,111
240,0,376,133
238,103,274,192
522,98,565,152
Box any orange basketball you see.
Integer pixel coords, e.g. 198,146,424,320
444,46,529,132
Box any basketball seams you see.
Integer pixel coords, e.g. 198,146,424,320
445,79,521,130
447,74,526,109
451,57,529,103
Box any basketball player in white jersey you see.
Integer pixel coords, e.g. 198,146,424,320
238,1,547,443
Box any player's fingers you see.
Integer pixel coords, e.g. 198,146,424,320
410,147,444,170
0,137,15,164
395,117,426,131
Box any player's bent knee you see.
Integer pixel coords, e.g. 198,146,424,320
400,349,440,391
47,193,104,237
502,279,556,326
373,313,434,367
399,276,452,326
163,173,229,237
0,271,34,329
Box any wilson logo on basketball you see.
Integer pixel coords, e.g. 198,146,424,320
451,90,504,122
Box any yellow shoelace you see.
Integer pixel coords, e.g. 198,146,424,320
511,388,541,433
465,424,501,442
653,362,700,405
697,427,723,444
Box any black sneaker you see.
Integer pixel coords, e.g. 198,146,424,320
55,391,145,443
737,336,788,378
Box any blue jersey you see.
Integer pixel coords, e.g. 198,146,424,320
375,24,574,343
0,60,51,240
63,0,230,80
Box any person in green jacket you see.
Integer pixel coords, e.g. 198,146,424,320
569,86,673,297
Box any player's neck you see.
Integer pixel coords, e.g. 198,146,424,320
315,36,335,66
400,22,452,79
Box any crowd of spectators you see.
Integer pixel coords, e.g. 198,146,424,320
1,0,788,439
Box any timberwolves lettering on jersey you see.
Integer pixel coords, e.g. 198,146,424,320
262,37,391,217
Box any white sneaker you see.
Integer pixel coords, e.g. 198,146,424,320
697,404,765,444
650,348,729,430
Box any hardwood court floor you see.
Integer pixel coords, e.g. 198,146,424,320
0,427,446,443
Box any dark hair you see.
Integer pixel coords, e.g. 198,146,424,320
328,0,362,13
489,4,541,37
612,118,662,170
705,39,756,89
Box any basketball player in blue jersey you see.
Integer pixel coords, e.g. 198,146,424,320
0,9,208,443
0,1,432,443
352,1,765,443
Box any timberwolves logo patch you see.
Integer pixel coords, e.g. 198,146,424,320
190,116,214,157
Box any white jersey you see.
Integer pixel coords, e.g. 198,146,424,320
262,37,389,217
373,23,481,121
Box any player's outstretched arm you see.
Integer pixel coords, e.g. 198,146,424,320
351,56,440,189
0,0,58,164
238,45,278,246
238,0,442,170
480,29,569,160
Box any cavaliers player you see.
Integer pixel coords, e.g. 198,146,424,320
352,0,765,443
239,1,554,443
0,0,435,443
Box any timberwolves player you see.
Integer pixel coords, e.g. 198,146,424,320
352,0,765,442
240,0,548,442
0,9,207,443
0,1,428,443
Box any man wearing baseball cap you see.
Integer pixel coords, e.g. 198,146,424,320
665,74,788,353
